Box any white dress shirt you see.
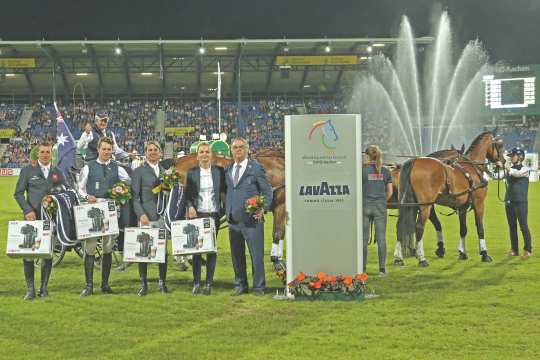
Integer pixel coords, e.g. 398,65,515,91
232,158,249,184
38,160,51,179
78,158,131,198
197,167,217,213
147,161,160,178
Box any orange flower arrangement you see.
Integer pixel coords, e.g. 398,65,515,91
288,271,370,299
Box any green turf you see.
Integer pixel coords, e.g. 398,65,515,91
0,177,538,359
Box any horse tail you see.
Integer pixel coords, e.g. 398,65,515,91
397,159,418,244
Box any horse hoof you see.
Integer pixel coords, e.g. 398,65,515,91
394,259,405,266
481,253,493,263
435,247,446,258
418,260,429,267
458,252,468,260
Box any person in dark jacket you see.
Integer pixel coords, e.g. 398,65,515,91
13,141,68,300
185,142,226,295
502,147,532,259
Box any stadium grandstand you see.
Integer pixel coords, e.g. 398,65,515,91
1,38,539,168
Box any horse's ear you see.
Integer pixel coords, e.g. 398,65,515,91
460,144,465,153
492,126,498,136
450,144,455,150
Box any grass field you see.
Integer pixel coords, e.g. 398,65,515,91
0,177,538,359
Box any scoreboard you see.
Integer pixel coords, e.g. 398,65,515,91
483,64,540,115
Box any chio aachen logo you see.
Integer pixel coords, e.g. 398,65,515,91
308,119,339,150
299,181,350,196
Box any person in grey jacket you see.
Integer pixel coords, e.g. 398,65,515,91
225,138,273,296
14,141,67,300
131,141,169,296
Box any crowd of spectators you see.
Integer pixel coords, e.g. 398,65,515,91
486,116,539,153
7,98,527,168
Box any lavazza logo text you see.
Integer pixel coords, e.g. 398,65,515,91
299,181,350,196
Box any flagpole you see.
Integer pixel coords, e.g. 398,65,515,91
217,61,222,133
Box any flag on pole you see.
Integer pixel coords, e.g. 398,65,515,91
54,102,76,179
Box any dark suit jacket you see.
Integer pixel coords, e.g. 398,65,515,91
131,162,165,221
185,165,226,216
14,164,67,216
225,159,273,225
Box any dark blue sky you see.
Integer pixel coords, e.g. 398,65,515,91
1,0,539,64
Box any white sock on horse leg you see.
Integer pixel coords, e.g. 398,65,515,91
436,231,444,244
479,239,487,252
271,240,283,258
416,240,425,260
458,237,466,253
394,241,403,259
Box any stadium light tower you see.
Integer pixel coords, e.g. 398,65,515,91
114,46,122,55
199,46,206,55
324,45,331,53
367,45,373,53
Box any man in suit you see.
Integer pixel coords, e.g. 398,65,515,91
77,137,131,296
14,141,67,300
185,142,226,295
225,137,273,296
131,140,169,296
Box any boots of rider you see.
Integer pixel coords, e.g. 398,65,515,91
38,258,53,298
23,259,36,300
138,263,148,296
158,255,168,293
80,255,94,296
101,253,113,294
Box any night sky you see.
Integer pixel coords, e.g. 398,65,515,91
1,0,539,64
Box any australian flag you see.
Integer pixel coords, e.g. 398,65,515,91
54,102,76,180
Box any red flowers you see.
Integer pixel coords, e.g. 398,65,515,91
51,172,60,184
245,196,266,221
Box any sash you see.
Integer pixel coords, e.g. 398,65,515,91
41,189,80,246
162,184,186,231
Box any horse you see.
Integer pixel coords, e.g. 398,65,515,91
395,132,505,266
172,152,286,261
387,146,465,258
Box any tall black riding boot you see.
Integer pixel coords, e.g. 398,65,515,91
101,253,113,294
23,260,36,300
138,263,148,296
158,257,168,293
80,255,94,297
38,259,52,298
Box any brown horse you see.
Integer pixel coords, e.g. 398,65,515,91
388,147,465,258
172,152,286,258
395,132,505,266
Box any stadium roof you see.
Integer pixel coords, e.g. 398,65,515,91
0,37,433,99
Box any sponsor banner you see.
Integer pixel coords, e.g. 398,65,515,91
285,114,363,284
74,201,119,240
123,227,167,263
164,127,195,136
0,128,16,138
0,58,36,68
6,220,54,258
0,168,21,176
276,55,358,66
171,217,216,256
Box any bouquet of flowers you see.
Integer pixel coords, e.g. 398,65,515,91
288,271,370,299
107,181,132,205
245,195,266,221
152,167,182,194
42,195,57,218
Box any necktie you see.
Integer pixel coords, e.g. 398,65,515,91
233,164,241,187
42,167,49,179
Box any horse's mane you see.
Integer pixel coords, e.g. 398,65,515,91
466,131,493,154
254,148,284,158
